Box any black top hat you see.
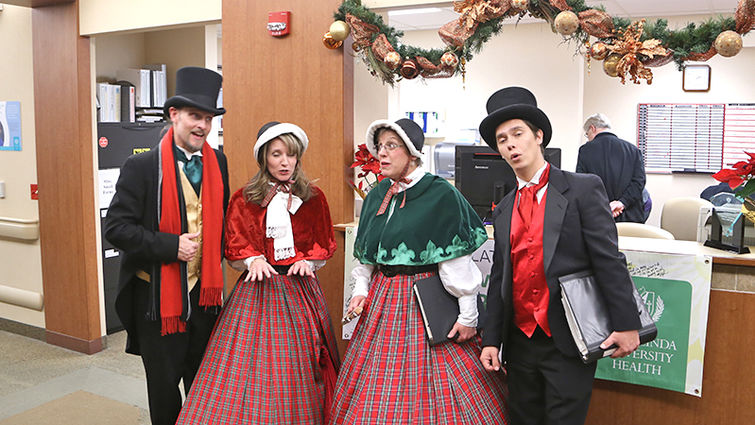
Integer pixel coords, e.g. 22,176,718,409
365,118,425,158
478,86,552,150
163,66,226,116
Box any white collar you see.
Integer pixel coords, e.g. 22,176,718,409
389,166,426,192
516,162,548,190
176,144,203,160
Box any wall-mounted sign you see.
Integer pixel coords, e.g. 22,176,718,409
267,11,291,37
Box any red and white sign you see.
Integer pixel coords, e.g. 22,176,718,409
267,11,291,37
99,137,109,148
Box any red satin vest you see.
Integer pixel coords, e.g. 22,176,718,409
510,188,551,337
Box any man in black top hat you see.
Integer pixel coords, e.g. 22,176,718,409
105,66,229,425
478,87,640,425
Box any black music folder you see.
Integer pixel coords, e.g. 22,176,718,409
559,270,657,363
413,274,486,346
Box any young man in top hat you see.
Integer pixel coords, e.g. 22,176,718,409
478,87,641,425
105,66,230,425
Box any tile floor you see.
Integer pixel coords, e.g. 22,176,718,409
0,330,150,424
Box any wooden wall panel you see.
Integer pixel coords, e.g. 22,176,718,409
32,2,102,353
222,0,354,355
586,290,755,424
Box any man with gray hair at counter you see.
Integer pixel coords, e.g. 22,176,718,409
578,113,647,223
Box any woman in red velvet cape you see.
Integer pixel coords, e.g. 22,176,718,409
177,122,340,425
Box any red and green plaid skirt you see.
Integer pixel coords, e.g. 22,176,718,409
329,271,509,425
177,273,340,425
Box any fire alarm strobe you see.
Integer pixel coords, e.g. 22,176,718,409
268,11,291,37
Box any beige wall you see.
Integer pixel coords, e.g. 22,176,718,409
355,14,755,227
0,5,44,327
145,26,207,97
79,0,221,36
95,25,207,97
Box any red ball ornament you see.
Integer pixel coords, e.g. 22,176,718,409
322,32,343,50
400,59,420,79
589,42,609,60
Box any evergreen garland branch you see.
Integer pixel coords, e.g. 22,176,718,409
332,0,749,85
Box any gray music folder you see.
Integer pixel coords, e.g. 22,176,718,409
559,270,658,363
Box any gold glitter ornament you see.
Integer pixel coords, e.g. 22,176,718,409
554,11,579,36
384,51,401,70
714,30,743,57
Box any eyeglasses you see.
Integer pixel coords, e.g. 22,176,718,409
376,142,402,153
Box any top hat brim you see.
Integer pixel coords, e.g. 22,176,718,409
365,120,423,158
163,95,226,116
479,104,552,151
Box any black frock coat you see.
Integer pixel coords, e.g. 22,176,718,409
104,144,229,354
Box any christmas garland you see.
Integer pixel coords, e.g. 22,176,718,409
323,0,754,86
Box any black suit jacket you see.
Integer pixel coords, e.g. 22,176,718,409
104,144,229,354
482,166,641,359
576,132,646,223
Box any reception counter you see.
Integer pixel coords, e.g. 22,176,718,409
584,236,754,425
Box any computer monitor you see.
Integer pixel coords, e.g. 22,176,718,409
455,145,561,223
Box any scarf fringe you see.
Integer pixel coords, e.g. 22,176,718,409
274,246,296,261
199,287,223,307
161,316,187,336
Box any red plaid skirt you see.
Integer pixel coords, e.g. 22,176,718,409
329,271,509,425
177,273,340,425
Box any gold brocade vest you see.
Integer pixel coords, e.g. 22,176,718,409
179,166,202,292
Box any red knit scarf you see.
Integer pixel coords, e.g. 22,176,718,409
159,127,224,335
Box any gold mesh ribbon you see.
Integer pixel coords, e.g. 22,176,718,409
642,50,675,67
440,0,509,48
550,0,571,11
578,9,615,39
735,0,755,34
682,46,717,62
416,56,442,76
371,33,396,62
346,13,379,51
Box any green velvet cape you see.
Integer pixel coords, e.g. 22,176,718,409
354,173,487,266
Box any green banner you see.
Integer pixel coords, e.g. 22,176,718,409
595,252,711,397
596,277,692,393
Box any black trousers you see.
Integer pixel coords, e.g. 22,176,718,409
132,280,218,425
505,327,597,425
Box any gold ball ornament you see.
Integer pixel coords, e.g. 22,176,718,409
511,0,529,11
714,30,743,57
589,42,609,60
322,32,343,50
603,54,621,78
554,11,579,36
329,20,351,42
440,51,460,69
384,52,401,70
